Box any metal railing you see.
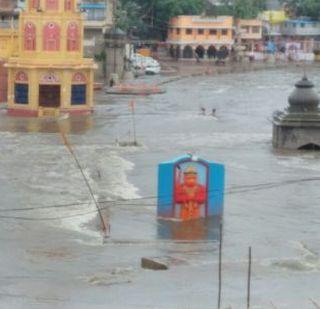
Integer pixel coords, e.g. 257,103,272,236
0,20,18,29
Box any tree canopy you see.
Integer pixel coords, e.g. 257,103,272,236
117,0,205,39
282,0,320,19
207,0,266,19
116,0,320,40
117,0,268,39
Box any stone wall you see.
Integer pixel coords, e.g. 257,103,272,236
273,124,320,149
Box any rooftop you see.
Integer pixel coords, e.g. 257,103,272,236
0,0,17,13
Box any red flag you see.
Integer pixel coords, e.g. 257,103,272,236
129,100,135,112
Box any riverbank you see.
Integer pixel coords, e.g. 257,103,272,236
157,59,315,86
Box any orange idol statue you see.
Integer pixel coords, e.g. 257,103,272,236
175,166,207,220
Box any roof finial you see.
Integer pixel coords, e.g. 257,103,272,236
303,57,307,80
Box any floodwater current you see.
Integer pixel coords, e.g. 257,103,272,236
0,66,320,308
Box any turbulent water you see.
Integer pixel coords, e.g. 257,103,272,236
0,67,320,308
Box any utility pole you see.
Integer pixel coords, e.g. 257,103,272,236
247,247,252,309
112,0,117,74
217,223,223,309
60,131,110,238
129,100,137,146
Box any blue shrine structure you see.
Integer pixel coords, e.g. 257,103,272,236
157,154,225,221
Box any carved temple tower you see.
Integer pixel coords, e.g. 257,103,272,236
273,76,320,150
6,0,96,116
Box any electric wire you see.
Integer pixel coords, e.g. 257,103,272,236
59,131,109,234
0,176,320,221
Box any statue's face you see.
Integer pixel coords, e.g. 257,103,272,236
184,173,197,187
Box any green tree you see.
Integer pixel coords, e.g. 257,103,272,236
118,0,268,39
206,0,266,19
117,0,205,39
115,0,147,34
282,0,320,19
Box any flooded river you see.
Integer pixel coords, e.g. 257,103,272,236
0,66,320,308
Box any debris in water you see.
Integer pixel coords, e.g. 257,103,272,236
141,257,169,270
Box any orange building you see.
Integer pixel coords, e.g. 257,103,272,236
236,19,263,51
166,15,234,59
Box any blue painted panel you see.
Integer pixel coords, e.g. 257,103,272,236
266,41,276,54
14,83,28,104
208,163,225,216
80,3,106,9
71,85,86,105
157,162,174,218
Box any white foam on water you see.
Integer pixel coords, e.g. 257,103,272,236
0,134,141,241
170,113,219,121
277,155,320,172
56,151,141,240
262,241,320,272
171,132,271,148
206,87,231,94
100,152,140,199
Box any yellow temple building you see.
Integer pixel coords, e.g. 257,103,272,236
6,0,96,117
0,19,18,103
0,23,18,60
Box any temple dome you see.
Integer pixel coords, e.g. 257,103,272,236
288,76,320,113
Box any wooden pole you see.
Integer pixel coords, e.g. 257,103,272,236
130,100,137,145
247,246,252,309
310,298,320,309
218,223,223,309
60,132,109,237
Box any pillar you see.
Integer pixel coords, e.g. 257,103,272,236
29,69,39,110
87,69,94,109
61,69,70,109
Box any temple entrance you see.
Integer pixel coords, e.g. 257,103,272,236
195,45,205,59
298,143,320,151
183,45,193,59
39,85,60,107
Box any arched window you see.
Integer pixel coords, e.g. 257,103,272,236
46,0,58,11
67,22,79,51
43,23,60,51
183,45,193,59
65,0,73,11
207,45,217,59
195,45,205,59
217,46,229,60
24,22,36,51
29,0,39,10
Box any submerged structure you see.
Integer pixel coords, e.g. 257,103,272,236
157,154,225,221
273,76,320,150
6,0,96,117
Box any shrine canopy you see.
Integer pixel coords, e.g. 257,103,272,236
157,154,225,220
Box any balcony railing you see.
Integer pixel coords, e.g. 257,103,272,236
80,2,106,21
0,20,18,29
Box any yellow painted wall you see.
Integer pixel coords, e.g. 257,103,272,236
7,67,94,111
18,11,84,61
28,0,77,14
6,0,96,115
261,10,288,25
0,28,18,59
236,19,263,40
167,16,234,45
